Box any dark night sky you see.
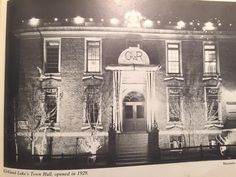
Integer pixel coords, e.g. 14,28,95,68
7,0,236,28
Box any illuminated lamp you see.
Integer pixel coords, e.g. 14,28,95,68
54,18,58,22
176,20,186,29
124,10,143,28
203,22,216,31
110,18,119,25
89,18,94,22
142,19,153,28
73,16,85,25
28,17,40,27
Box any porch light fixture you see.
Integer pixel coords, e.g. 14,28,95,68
176,20,186,29
203,22,216,31
73,16,85,25
28,17,40,27
110,18,120,25
143,19,153,28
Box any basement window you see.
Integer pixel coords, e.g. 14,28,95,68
170,135,183,149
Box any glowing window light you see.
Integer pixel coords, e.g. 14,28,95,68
28,17,40,27
203,22,216,31
176,20,186,29
143,19,153,28
73,16,85,25
110,18,119,25
124,10,143,28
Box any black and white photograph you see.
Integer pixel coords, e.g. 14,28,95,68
3,0,236,175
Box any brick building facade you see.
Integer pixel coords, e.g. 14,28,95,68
13,15,236,159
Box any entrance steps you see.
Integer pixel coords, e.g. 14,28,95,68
115,132,149,165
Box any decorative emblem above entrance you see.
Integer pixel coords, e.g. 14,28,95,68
118,47,150,65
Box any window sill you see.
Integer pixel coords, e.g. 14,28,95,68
202,74,221,81
166,122,183,129
164,75,184,81
205,120,223,129
81,123,103,130
82,73,103,80
40,73,62,81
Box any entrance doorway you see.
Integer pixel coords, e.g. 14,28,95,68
123,92,146,132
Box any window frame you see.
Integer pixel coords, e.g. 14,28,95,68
166,41,182,76
203,41,220,76
43,87,60,124
43,38,61,75
166,87,183,122
204,87,221,121
84,38,102,74
82,85,102,127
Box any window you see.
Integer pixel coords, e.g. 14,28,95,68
204,43,217,75
167,43,181,74
86,40,101,73
170,135,182,149
168,88,183,122
44,88,58,123
205,88,219,121
226,102,236,116
84,86,101,126
45,40,60,73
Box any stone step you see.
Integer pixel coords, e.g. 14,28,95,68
116,152,147,157
116,160,149,166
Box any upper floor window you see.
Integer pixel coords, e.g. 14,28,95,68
166,43,181,74
44,88,59,123
204,43,218,75
86,40,101,73
168,88,183,122
205,88,219,121
44,39,60,74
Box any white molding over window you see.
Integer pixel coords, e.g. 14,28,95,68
43,38,61,75
203,41,220,77
84,37,102,75
165,41,183,77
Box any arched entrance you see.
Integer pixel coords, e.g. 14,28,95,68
123,91,146,132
